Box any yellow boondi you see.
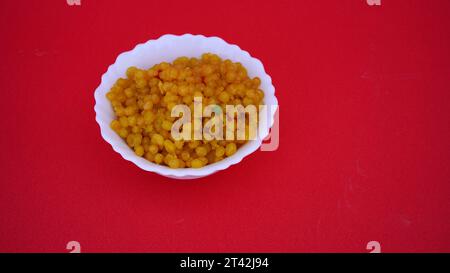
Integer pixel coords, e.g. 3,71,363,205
106,53,264,168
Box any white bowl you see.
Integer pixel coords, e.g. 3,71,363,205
94,34,278,179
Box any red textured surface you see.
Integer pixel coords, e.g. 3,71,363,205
0,0,449,253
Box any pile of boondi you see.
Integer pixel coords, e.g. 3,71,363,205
106,53,264,169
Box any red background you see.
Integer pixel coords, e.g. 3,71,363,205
0,0,449,253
